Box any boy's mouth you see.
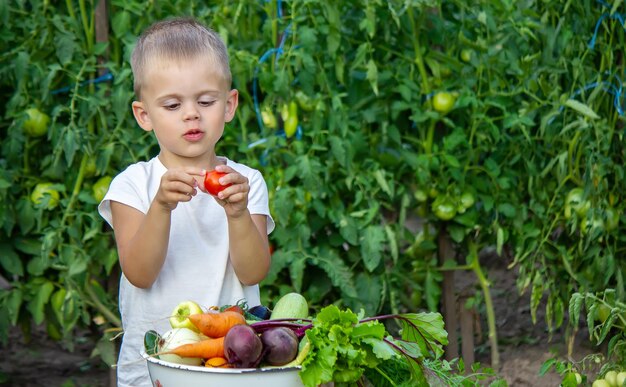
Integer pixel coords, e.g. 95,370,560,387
183,129,204,141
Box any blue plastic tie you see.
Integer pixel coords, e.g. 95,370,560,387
588,0,625,49
51,72,114,95
249,6,298,163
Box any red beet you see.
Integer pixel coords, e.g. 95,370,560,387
260,327,299,366
224,325,263,368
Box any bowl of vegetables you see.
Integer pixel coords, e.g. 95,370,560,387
141,351,304,387
141,297,309,387
142,294,452,386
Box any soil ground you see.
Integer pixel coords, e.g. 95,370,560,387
0,257,602,387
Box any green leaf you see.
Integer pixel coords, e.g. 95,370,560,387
7,289,23,325
27,280,54,325
360,225,384,272
111,11,131,38
398,312,447,359
384,225,398,264
0,244,23,276
366,59,379,96
568,292,583,327
54,33,76,66
338,215,358,245
373,170,392,196
310,249,357,298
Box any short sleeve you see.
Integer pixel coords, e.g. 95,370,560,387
98,165,151,229
247,169,275,234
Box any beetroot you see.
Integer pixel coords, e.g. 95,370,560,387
224,324,263,368
260,327,299,366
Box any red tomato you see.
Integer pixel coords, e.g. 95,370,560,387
204,170,231,196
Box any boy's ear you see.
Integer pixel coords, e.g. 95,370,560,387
131,101,153,132
224,89,239,123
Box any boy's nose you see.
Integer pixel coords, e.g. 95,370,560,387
183,104,200,121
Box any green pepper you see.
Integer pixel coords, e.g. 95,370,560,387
284,101,299,138
93,176,113,203
295,91,316,111
261,106,277,129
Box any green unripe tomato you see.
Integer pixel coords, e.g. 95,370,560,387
605,207,620,231
595,304,610,323
592,379,610,387
564,188,591,219
574,372,583,385
460,48,473,63
414,189,428,203
31,183,60,210
432,196,457,221
295,91,316,111
580,216,604,235
84,158,98,177
432,91,456,114
23,108,50,137
459,191,476,209
93,176,112,202
615,371,626,386
605,371,618,386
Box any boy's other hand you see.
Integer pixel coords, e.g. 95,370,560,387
210,165,249,218
155,167,204,211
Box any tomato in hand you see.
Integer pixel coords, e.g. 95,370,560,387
204,170,231,196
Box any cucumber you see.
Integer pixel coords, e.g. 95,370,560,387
270,292,309,320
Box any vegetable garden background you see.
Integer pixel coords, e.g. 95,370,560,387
1,0,625,385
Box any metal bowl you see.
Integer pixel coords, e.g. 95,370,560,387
142,351,305,387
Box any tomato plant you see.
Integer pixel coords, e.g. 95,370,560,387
204,170,231,196
2,1,626,379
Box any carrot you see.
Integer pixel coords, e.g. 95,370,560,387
188,310,246,338
204,356,230,368
162,336,225,359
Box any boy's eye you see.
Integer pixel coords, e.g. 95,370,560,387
199,100,216,107
164,103,180,110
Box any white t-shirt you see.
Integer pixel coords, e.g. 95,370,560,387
98,156,274,387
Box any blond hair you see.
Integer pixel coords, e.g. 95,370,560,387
130,17,231,99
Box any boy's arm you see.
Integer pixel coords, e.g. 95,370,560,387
110,201,173,288
110,167,202,288
227,212,271,286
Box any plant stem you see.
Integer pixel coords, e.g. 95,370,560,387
469,242,499,369
85,278,122,327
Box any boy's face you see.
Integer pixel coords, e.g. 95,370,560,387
131,56,237,168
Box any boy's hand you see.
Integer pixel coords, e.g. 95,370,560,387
206,165,249,218
155,167,204,211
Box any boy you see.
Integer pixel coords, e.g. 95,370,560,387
98,18,274,386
